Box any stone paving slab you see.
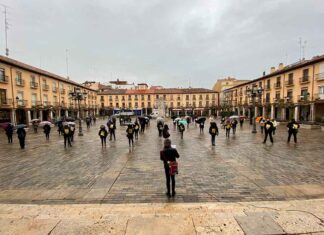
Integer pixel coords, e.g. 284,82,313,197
0,118,323,204
0,199,323,234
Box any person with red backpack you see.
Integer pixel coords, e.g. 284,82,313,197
209,122,219,146
160,139,180,198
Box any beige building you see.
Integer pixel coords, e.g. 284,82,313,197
97,84,219,117
0,56,98,125
222,55,324,123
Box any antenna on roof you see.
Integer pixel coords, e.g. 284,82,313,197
65,49,69,79
1,4,10,56
298,37,307,61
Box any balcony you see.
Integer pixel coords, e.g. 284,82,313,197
263,98,271,104
43,101,51,107
314,93,324,100
60,102,66,107
0,75,9,83
16,100,27,107
52,87,58,93
52,102,60,107
0,98,12,107
298,95,310,102
16,79,25,86
60,89,66,95
299,76,310,84
30,82,38,89
265,85,271,91
273,83,281,89
316,73,324,81
285,80,294,87
42,84,49,91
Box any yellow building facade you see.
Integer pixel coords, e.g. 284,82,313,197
0,56,98,125
222,55,324,122
98,85,219,117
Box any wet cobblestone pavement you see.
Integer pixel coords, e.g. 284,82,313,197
0,119,323,204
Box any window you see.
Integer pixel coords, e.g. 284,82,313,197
170,102,173,107
116,102,119,107
0,89,7,104
177,102,180,107
186,102,189,106
100,96,104,101
177,95,180,100
206,94,209,100
156,94,159,99
135,102,138,107
147,95,151,100
141,95,144,100
135,95,138,100
303,68,309,79
193,95,196,100
288,73,293,84
199,101,202,106
110,103,113,107
122,96,125,101
148,102,151,107
128,95,131,100
319,86,324,94
0,68,5,82
301,89,308,96
16,71,23,85
266,93,270,102
186,95,189,100
31,94,37,106
276,76,281,87
193,102,196,107
141,102,144,107
170,94,173,100
115,95,118,100
266,80,270,89
199,95,202,100
52,82,57,91
109,96,112,101
43,95,48,106
128,102,131,107
16,91,24,105
275,92,280,100
206,101,209,106
287,90,293,99
259,81,262,87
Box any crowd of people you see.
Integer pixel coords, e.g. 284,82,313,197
2,114,302,199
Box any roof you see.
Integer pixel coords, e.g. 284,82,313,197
98,88,217,95
0,55,97,92
225,54,324,91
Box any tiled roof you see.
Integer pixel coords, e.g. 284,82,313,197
0,55,96,92
98,88,217,95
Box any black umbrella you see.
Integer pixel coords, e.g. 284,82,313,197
65,117,75,122
196,117,206,124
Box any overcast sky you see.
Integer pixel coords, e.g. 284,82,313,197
1,0,324,88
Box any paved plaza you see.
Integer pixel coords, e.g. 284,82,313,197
0,119,323,204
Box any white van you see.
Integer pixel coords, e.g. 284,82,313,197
149,111,159,119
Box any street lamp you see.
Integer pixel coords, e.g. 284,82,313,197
69,88,87,136
246,85,263,133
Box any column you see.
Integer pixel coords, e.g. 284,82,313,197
262,106,266,117
281,107,286,121
10,109,16,124
216,110,220,117
310,103,315,122
270,105,275,120
58,109,61,118
294,105,299,121
65,110,69,117
248,108,251,119
27,110,31,124
208,109,211,116
242,107,245,116
254,106,258,117
50,110,53,119
39,110,43,121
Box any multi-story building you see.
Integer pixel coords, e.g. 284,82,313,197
0,55,98,125
97,83,219,117
222,55,324,123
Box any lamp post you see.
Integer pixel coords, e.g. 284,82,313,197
69,88,87,136
246,85,263,133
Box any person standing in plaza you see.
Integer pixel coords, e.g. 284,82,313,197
63,125,72,148
98,125,108,147
259,118,265,134
134,120,140,139
209,122,219,146
287,119,300,143
271,119,278,135
263,118,274,144
43,123,51,140
199,121,204,133
108,120,116,141
163,124,170,139
5,123,14,144
140,119,146,133
126,124,134,147
179,122,185,139
69,124,75,142
239,117,244,128
157,121,164,137
225,119,231,138
17,127,26,149
231,118,238,135
160,139,180,198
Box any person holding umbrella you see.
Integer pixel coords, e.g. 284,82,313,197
140,119,146,133
231,118,238,135
5,123,14,143
209,122,219,146
225,119,231,138
69,124,75,142
179,122,185,139
199,121,205,133
43,123,51,140
32,120,39,133
98,125,108,147
17,126,26,149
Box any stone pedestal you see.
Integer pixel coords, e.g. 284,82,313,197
10,109,16,124
310,103,315,122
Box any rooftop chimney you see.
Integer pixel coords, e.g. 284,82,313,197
278,63,284,70
263,71,266,76
270,67,276,73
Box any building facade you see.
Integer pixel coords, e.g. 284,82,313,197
98,85,219,117
0,56,98,125
222,55,324,123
